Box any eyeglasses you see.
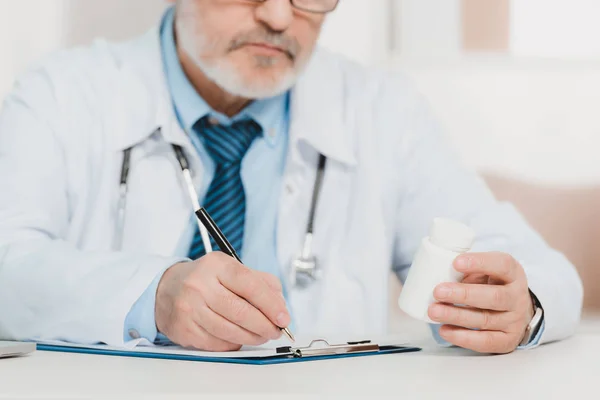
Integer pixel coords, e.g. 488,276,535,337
245,0,340,14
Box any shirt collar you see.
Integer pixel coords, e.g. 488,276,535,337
160,7,288,147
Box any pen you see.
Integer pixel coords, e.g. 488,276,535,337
195,207,296,343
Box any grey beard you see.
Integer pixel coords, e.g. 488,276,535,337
254,55,284,68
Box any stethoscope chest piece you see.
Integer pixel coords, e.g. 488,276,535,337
290,232,321,289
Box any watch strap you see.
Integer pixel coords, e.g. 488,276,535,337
519,289,544,346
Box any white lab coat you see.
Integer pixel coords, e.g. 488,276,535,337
0,28,583,347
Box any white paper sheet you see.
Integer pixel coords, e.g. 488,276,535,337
36,336,313,359
36,334,411,359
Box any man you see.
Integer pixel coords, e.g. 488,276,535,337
0,0,582,354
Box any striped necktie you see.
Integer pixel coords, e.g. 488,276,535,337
188,116,262,260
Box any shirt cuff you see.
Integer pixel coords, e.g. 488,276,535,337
517,317,545,349
430,324,453,347
123,266,171,343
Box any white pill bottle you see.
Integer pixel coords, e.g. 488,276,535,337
398,218,475,324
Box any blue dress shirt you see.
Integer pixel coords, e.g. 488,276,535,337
124,7,290,343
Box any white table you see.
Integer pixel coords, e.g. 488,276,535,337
2,322,599,399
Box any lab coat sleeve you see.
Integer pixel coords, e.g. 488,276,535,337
0,68,185,347
389,84,583,346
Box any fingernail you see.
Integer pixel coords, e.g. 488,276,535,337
455,256,470,271
276,312,290,327
435,285,452,299
429,304,444,319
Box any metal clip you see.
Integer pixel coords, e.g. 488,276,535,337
276,339,379,358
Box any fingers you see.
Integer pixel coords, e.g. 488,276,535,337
195,305,269,347
461,273,489,285
438,325,519,354
176,320,241,352
218,259,291,328
454,252,521,284
157,256,288,351
206,284,283,341
428,303,510,331
255,271,284,293
433,283,514,311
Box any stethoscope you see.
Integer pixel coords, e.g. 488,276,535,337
289,153,327,288
115,134,327,288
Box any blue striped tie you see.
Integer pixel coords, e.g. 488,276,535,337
188,116,262,260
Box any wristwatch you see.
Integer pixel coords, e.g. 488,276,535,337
519,290,544,346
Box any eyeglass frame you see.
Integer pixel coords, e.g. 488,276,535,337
244,0,340,14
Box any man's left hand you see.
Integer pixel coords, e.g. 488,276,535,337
429,252,535,354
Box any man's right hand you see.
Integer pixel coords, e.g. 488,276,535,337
155,252,291,351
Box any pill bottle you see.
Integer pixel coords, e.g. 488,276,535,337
398,218,475,323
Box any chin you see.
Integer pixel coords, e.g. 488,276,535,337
230,75,297,99
190,49,303,99
213,65,298,99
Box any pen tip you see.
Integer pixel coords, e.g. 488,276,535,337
282,327,295,343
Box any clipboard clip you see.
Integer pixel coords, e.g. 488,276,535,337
275,339,379,358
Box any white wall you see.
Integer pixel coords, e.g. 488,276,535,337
511,0,600,59
0,0,66,96
63,0,167,47
393,57,600,186
318,0,391,65
398,0,461,59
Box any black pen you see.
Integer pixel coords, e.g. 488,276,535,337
195,207,295,343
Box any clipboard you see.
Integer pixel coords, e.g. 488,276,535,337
37,339,421,365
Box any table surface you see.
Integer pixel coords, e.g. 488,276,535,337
2,315,599,399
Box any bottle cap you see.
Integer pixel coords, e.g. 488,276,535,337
429,218,475,253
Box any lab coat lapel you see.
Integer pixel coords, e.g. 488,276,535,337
112,28,198,158
277,49,357,307
115,28,204,257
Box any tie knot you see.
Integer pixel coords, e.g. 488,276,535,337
196,116,262,165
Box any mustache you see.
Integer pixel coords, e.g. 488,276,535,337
228,28,301,60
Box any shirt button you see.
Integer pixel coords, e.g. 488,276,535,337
128,329,141,340
208,116,219,126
